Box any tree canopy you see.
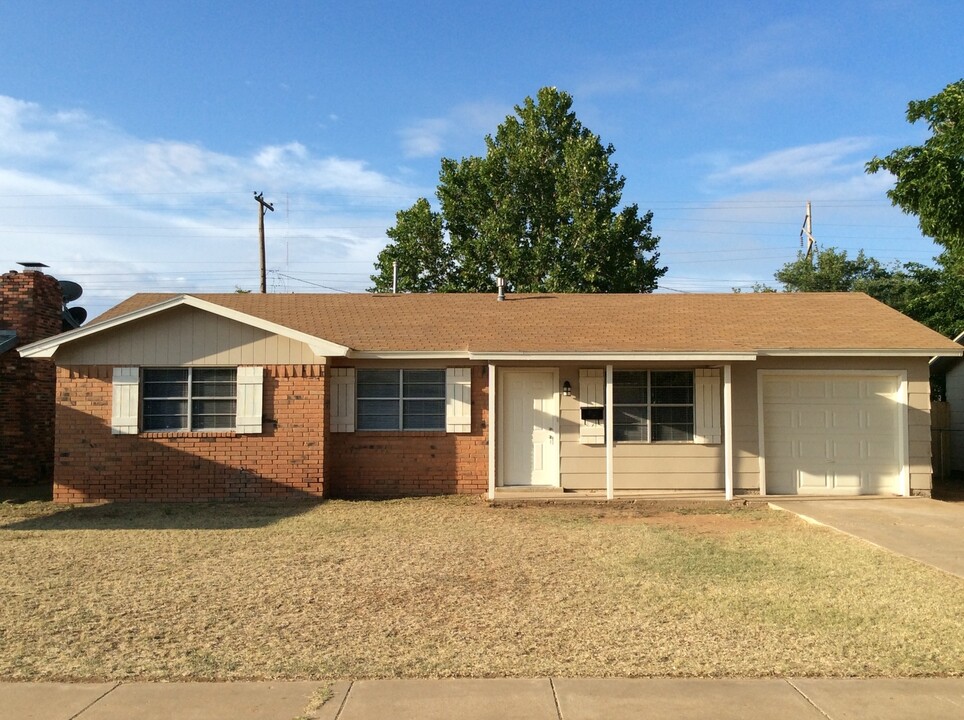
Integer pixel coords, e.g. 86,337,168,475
371,87,666,293
866,79,964,250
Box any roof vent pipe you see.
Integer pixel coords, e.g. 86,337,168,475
392,260,398,294
497,276,505,302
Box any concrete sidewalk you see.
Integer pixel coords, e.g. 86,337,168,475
768,498,964,578
4,678,964,720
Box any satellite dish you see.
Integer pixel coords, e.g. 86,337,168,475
62,306,88,330
59,280,83,303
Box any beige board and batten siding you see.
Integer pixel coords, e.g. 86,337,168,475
733,356,932,494
558,364,725,491
54,305,324,366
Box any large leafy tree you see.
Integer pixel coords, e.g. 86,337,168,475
371,87,666,293
866,79,964,250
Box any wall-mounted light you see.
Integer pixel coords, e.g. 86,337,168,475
562,380,572,397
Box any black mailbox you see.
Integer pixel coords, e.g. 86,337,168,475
580,406,604,421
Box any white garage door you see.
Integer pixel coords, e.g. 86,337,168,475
762,373,904,495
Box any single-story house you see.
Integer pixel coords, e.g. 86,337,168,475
18,291,962,503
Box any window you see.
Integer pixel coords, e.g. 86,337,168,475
613,370,694,442
142,368,237,431
356,369,445,430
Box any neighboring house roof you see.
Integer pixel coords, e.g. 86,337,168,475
0,330,17,354
18,291,964,360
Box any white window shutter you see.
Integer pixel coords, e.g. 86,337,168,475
694,368,721,444
579,369,605,444
330,368,356,433
235,366,264,434
446,367,472,433
111,367,139,435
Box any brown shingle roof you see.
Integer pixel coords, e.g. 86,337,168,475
90,292,960,355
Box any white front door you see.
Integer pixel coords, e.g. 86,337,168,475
761,373,904,495
499,369,559,487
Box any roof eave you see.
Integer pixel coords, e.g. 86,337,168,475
469,351,759,361
760,348,963,358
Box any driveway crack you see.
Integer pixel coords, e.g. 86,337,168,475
549,677,564,719
69,681,121,719
785,679,833,720
332,680,354,720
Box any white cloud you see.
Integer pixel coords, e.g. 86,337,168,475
398,100,508,158
0,95,424,317
706,138,877,187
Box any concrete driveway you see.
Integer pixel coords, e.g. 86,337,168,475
768,498,964,578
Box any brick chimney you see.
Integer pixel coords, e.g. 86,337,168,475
1,269,63,489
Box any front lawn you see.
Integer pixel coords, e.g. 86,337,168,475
1,497,961,680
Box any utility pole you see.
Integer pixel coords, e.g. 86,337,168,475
254,192,275,293
800,200,815,262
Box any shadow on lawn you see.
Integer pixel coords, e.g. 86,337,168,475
0,498,323,531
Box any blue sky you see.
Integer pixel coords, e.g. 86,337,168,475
1,1,962,317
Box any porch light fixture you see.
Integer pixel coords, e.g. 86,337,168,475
562,380,572,397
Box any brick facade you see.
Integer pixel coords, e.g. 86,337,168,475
0,270,63,487
53,365,327,502
326,365,489,497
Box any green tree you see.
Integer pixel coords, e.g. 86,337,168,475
371,87,666,293
866,79,964,250
371,199,453,293
897,250,964,338
773,247,893,293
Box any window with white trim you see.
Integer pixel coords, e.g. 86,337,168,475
142,368,237,431
613,370,694,442
356,369,445,430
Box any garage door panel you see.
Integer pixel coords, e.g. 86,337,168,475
797,380,829,399
867,378,899,397
799,439,829,459
831,408,861,430
831,380,860,399
764,409,793,428
867,440,898,461
798,469,830,488
798,410,830,429
831,439,862,461
768,440,793,459
833,470,863,488
866,407,897,430
763,380,793,400
762,373,902,496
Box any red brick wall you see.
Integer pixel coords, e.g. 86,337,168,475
0,270,63,486
53,365,327,502
326,365,489,497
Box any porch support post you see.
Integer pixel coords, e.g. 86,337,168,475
488,363,496,501
723,363,734,501
606,363,614,500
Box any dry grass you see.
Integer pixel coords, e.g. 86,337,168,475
1,497,962,681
